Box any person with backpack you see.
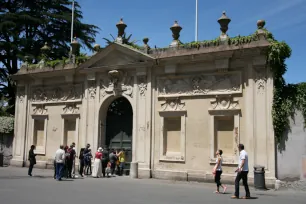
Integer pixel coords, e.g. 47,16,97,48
84,146,92,175
66,144,76,178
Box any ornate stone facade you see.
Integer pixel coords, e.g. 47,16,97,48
11,34,276,188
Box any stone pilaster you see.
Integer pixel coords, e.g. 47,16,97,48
86,74,97,152
11,84,28,167
245,63,255,172
252,55,276,181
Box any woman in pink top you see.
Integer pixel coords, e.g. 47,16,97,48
92,147,103,178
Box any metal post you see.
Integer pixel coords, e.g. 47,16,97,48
195,0,198,42
71,0,75,44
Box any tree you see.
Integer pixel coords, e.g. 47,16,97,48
0,0,99,114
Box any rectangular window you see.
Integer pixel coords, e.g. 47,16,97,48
164,117,181,154
64,119,76,146
214,116,234,158
33,119,45,147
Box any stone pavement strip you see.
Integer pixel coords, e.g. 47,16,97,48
0,167,305,204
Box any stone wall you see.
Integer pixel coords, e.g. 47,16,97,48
0,134,14,166
277,111,306,181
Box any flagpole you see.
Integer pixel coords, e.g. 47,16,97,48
195,0,198,42
71,0,75,43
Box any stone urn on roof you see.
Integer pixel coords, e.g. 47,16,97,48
170,21,182,48
218,11,231,41
116,18,127,44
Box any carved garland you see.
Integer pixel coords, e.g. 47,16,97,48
210,95,239,110
63,103,79,114
160,97,185,111
33,104,48,115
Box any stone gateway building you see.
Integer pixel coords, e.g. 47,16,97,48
11,13,276,186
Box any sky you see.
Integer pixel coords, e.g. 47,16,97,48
78,0,306,84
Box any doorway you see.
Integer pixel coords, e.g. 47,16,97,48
105,97,133,175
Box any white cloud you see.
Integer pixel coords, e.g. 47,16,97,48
233,0,305,28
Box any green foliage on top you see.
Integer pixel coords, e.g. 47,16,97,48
103,33,141,50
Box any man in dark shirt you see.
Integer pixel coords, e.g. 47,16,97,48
66,144,76,178
28,145,36,176
109,149,117,176
101,146,109,177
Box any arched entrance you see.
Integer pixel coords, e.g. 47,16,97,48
99,96,133,175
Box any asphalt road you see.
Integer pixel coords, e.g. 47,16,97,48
0,167,305,204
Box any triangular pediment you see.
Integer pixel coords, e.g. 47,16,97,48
78,43,155,70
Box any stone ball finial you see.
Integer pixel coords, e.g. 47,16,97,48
257,20,266,29
218,11,231,35
93,44,101,52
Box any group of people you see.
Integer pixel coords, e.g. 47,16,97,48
212,143,251,199
52,143,126,181
28,142,250,199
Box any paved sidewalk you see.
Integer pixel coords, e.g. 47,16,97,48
1,167,305,204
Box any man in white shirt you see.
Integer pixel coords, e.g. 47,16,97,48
232,144,250,199
55,145,65,181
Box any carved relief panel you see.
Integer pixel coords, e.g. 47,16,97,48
99,70,134,100
137,76,147,97
31,84,83,104
18,87,25,103
157,72,241,97
254,67,267,94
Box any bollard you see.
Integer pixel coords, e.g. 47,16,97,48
130,162,138,179
0,153,3,167
254,165,266,190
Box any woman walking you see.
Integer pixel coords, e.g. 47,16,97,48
212,149,227,194
28,145,36,176
92,147,103,178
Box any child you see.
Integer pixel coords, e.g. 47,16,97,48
106,162,111,177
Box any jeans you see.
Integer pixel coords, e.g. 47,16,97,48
215,170,222,187
56,163,64,180
119,162,125,176
234,171,250,197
